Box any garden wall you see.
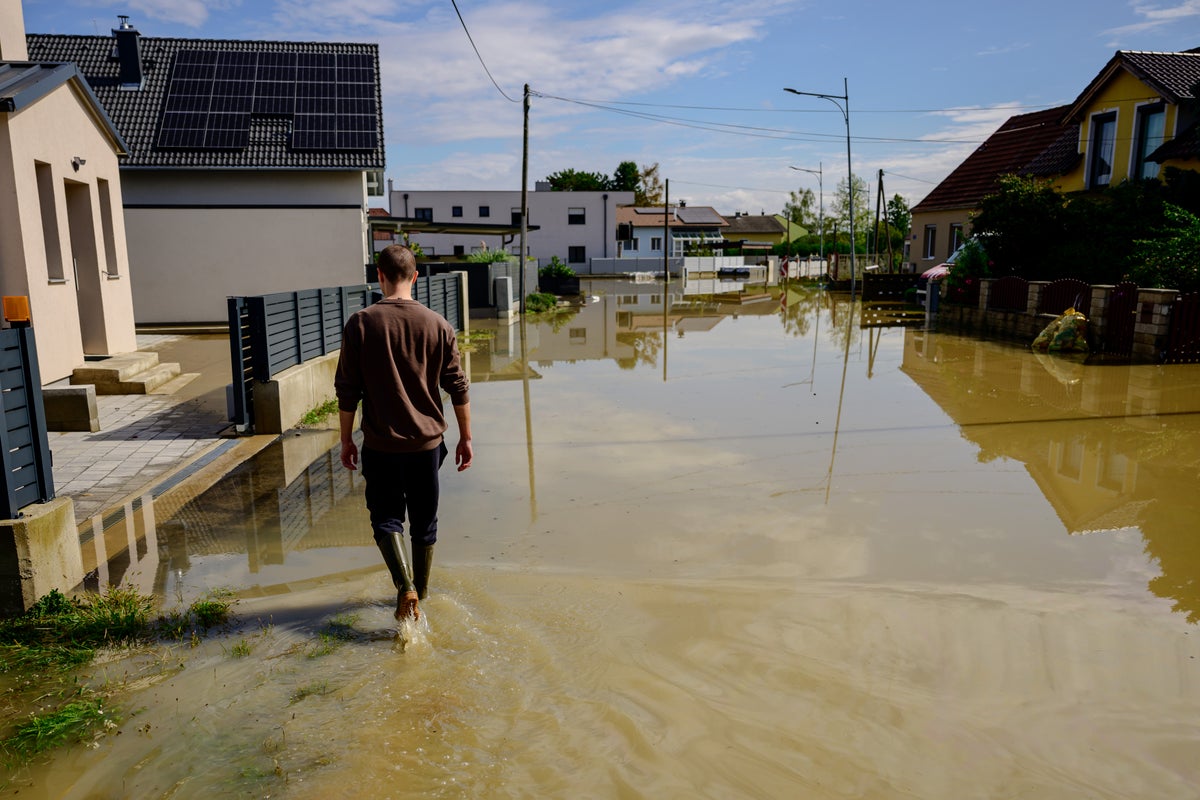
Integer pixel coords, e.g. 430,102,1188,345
935,279,1179,362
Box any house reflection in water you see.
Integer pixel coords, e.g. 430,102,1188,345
474,277,783,378
900,329,1200,622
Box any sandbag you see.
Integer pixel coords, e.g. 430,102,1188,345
1032,308,1089,353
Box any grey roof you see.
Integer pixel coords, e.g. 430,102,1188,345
25,32,384,170
722,214,785,235
0,60,127,151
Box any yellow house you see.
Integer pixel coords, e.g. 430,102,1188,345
1057,48,1200,191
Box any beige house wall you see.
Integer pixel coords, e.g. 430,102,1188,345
125,206,368,324
0,81,136,382
908,208,972,272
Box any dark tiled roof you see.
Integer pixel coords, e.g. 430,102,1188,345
1113,50,1200,102
722,214,785,235
912,105,1072,213
25,32,384,170
1065,49,1200,122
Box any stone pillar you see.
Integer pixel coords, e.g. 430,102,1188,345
1089,285,1114,350
1133,288,1178,362
978,278,993,311
1027,281,1048,315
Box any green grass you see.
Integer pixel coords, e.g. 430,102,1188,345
299,398,340,426
0,588,153,672
306,613,359,659
290,681,329,703
231,639,252,658
2,695,116,759
525,292,559,313
157,590,235,640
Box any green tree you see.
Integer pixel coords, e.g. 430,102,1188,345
832,174,870,249
544,168,610,191
886,194,910,236
783,187,817,229
1130,203,1200,292
612,161,640,193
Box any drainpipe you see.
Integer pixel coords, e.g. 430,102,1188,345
603,193,608,258
403,193,409,217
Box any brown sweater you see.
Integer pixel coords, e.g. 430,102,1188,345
334,299,469,453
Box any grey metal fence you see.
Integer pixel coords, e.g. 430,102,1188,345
0,326,55,518
228,274,464,432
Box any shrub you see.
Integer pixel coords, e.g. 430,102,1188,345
538,255,576,278
466,247,514,263
525,292,558,312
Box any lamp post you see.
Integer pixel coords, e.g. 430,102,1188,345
784,79,854,293
789,164,823,276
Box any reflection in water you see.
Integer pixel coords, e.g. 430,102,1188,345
21,279,1200,798
902,331,1200,622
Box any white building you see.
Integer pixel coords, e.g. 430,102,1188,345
390,184,633,267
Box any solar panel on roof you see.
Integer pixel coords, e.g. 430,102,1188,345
157,48,377,152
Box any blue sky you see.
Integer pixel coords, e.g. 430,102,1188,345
20,0,1200,214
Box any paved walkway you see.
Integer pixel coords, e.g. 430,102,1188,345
47,334,240,522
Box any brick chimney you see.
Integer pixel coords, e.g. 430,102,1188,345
112,16,143,89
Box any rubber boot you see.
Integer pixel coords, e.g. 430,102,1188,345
413,544,435,600
374,530,416,595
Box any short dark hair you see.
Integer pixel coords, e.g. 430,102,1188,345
377,245,417,284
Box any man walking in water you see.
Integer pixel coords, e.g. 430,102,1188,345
335,244,472,621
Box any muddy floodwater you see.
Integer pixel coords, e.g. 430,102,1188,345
6,278,1200,798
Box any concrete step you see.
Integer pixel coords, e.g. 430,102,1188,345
71,351,160,385
148,372,200,395
93,362,182,395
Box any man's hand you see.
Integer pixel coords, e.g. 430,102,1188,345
456,438,473,471
340,439,359,471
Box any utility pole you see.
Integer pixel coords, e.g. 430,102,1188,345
519,83,530,312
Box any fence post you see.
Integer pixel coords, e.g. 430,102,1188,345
247,296,270,382
227,297,252,432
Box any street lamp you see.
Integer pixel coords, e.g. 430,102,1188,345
784,79,854,293
789,164,823,275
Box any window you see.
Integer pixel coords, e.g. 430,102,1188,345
97,178,119,277
1133,103,1166,180
414,207,433,222
479,205,490,218
453,245,465,256
452,205,463,218
511,207,523,226
650,237,662,252
34,162,65,281
922,224,937,259
568,207,585,225
1088,112,1117,188
948,224,964,258
626,238,639,252
567,246,586,264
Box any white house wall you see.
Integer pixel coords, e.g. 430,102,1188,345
121,170,369,323
0,82,136,383
391,189,633,265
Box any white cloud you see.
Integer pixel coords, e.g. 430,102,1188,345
976,42,1032,57
85,0,240,28
1104,0,1200,36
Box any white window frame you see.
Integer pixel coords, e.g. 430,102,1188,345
1087,110,1118,189
1131,101,1167,181
922,224,937,260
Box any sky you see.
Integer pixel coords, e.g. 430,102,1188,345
19,0,1200,215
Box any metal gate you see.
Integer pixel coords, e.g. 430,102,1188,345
1101,281,1137,356
1162,292,1200,364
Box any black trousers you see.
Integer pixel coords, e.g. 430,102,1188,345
361,442,447,548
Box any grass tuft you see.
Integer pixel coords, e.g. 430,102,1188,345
299,398,340,426
2,695,117,759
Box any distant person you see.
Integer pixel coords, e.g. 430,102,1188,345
335,244,472,622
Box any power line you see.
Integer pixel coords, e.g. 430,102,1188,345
530,97,1066,115
449,0,519,103
533,91,989,145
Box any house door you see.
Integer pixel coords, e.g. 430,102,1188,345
64,181,108,355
